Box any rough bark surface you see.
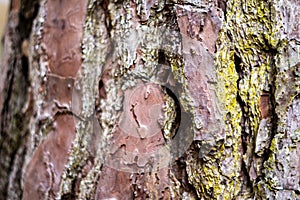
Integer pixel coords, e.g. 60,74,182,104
0,0,299,200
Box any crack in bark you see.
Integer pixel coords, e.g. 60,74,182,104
172,152,198,198
0,0,40,198
130,103,141,128
234,51,253,195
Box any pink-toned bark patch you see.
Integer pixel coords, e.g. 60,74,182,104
23,114,75,199
42,0,87,77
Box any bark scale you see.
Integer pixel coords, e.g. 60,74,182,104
0,0,299,199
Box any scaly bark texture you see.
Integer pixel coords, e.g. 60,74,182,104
216,0,300,199
0,0,299,199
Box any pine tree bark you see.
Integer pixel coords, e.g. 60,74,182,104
0,0,299,199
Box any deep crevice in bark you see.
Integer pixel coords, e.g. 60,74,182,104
19,0,39,40
234,52,247,153
0,0,40,198
0,58,16,199
171,141,200,198
234,51,253,195
173,153,198,198
0,57,15,132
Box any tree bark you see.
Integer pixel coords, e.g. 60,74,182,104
0,0,299,199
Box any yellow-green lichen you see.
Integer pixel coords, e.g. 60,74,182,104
213,0,300,199
214,0,285,198
163,92,177,140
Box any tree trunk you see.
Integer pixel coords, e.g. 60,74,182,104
0,0,299,199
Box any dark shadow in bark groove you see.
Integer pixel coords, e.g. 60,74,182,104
0,0,39,198
234,51,253,195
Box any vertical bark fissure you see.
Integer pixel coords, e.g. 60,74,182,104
0,0,39,197
0,58,15,130
234,51,253,195
0,58,16,198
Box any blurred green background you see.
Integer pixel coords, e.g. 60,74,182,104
0,0,9,58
